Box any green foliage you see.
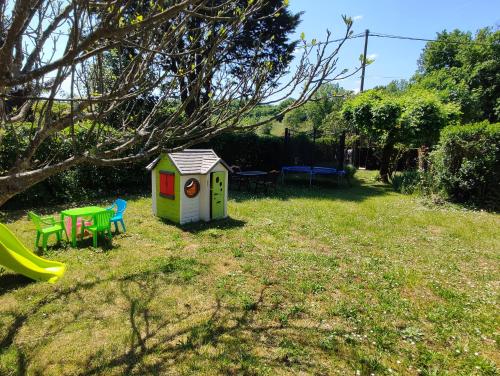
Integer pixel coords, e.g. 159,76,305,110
391,170,436,195
400,88,461,147
418,29,473,72
283,106,308,130
343,88,456,147
260,123,273,135
305,84,350,135
415,28,500,123
431,121,500,210
342,90,403,181
392,170,421,194
281,84,350,136
344,164,357,179
342,90,398,135
342,87,455,181
0,122,148,207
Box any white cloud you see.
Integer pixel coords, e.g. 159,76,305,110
352,15,363,21
367,53,378,60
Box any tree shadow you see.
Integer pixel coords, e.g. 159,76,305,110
77,283,276,376
76,280,356,375
0,273,34,296
1,256,378,376
0,193,148,224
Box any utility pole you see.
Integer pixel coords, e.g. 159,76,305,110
360,29,369,93
354,29,369,168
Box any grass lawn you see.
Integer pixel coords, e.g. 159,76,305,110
0,171,498,375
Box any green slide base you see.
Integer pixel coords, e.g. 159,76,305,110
0,223,66,283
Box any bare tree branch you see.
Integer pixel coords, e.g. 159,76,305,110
0,0,355,206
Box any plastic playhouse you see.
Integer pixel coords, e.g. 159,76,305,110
146,149,231,224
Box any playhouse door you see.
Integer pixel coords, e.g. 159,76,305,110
211,172,225,219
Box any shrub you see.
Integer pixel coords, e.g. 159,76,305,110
391,170,437,195
392,170,421,194
198,132,340,170
0,122,149,208
431,121,500,210
344,164,357,179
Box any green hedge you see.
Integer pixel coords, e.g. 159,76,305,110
198,132,338,170
1,130,340,208
0,123,149,208
431,121,500,210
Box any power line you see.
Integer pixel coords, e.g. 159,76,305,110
369,32,495,46
299,29,495,51
300,32,365,48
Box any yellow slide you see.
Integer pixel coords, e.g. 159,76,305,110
0,223,66,283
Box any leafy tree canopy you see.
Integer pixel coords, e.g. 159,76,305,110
283,84,351,135
414,27,500,123
342,87,457,181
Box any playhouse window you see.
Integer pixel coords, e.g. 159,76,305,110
184,178,200,198
159,171,175,199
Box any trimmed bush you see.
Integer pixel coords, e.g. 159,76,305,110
431,121,500,210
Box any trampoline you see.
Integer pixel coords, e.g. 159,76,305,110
281,166,346,187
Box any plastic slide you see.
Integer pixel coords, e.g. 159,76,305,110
0,223,66,283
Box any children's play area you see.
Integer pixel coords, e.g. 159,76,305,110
0,168,498,375
0,150,352,286
0,198,127,283
0,150,232,283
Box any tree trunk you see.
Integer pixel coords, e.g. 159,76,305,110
337,131,346,170
418,145,429,172
352,136,359,168
379,142,394,184
0,190,16,209
0,156,84,208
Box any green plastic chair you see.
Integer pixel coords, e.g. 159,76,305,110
81,210,114,247
28,212,66,251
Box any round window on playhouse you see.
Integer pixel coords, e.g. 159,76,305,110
184,178,200,198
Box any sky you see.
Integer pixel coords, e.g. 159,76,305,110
287,0,500,93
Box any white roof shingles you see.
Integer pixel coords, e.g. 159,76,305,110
146,149,230,174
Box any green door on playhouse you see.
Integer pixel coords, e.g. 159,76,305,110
211,172,225,219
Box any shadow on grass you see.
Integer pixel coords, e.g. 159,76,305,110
1,256,387,376
0,273,34,296
230,174,392,203
77,281,368,375
0,259,201,371
0,193,148,224
160,216,246,234
68,236,118,252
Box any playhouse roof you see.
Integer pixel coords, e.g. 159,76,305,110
146,149,231,175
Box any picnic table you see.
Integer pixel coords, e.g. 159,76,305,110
61,206,106,247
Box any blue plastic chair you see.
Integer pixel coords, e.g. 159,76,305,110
107,199,127,232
